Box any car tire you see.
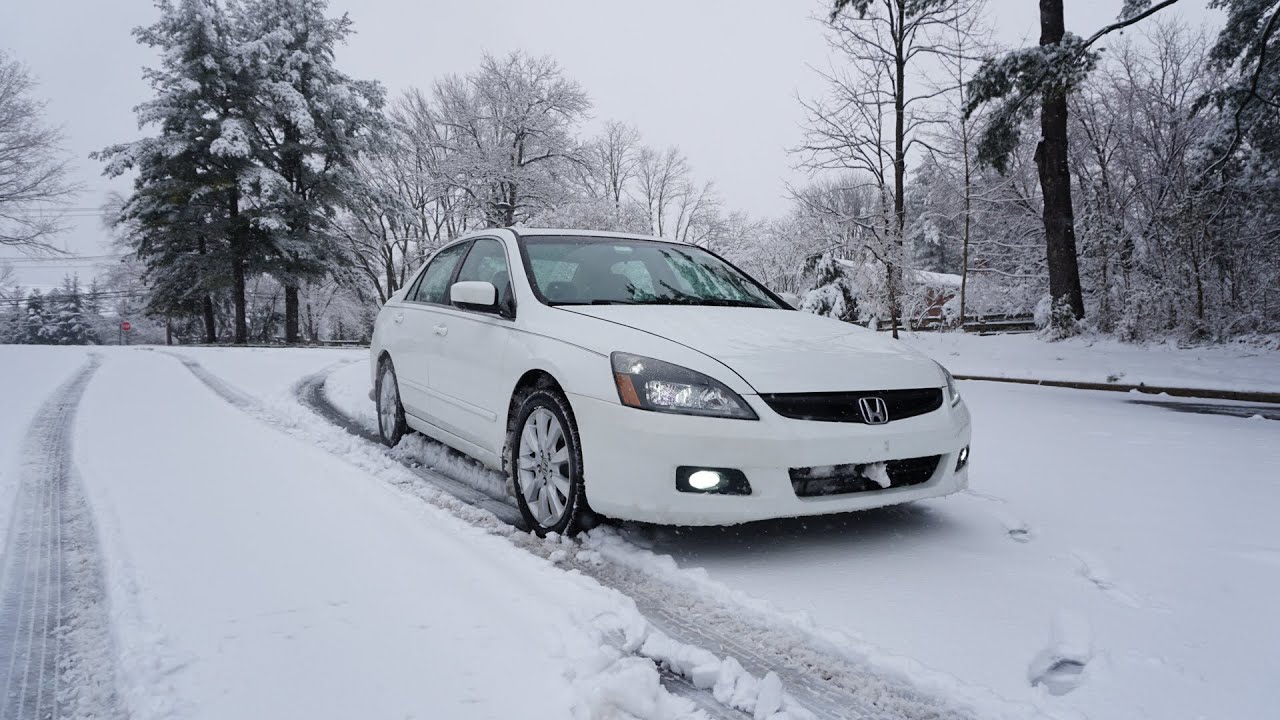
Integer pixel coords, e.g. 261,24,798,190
507,384,591,537
376,356,408,447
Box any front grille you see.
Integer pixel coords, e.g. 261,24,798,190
760,387,942,424
790,455,941,497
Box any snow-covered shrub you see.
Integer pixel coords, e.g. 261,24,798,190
1041,296,1082,341
799,254,859,321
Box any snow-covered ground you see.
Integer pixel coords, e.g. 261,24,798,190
1,343,1277,719
2,347,763,720
902,331,1280,393
319,349,1280,720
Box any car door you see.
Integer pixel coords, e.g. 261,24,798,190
423,237,515,454
395,241,471,421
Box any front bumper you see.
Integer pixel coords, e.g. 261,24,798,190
569,391,971,526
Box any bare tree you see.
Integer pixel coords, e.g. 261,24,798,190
637,145,691,238
800,0,978,337
430,52,591,227
577,121,642,222
912,1,993,323
0,51,79,252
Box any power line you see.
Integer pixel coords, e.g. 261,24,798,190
0,254,126,264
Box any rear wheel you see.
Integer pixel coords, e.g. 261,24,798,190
376,357,408,447
508,387,588,536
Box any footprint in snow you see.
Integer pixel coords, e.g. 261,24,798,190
994,511,1034,543
963,488,1007,504
1070,550,1142,608
1028,610,1092,696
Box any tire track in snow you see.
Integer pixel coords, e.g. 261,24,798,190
166,352,751,718
0,355,121,720
293,371,526,527
172,352,977,720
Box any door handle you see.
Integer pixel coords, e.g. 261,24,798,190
433,324,448,336
393,312,404,324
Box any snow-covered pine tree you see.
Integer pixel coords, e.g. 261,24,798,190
45,275,97,345
21,289,50,344
800,253,859,322
233,0,385,343
97,0,260,344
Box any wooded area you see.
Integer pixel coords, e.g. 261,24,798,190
1,0,1276,345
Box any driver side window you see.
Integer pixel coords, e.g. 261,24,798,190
454,238,514,315
411,242,470,305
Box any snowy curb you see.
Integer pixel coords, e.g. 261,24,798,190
953,374,1280,404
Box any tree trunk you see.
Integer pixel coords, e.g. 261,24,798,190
889,0,908,340
1037,0,1086,320
284,285,300,344
960,147,972,327
232,259,247,344
202,296,216,343
230,188,248,345
197,235,217,343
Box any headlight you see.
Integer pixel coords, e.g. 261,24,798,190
611,352,758,420
939,363,961,406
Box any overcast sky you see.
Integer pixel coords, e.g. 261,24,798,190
1,0,1218,288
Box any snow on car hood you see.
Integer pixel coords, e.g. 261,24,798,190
565,306,945,393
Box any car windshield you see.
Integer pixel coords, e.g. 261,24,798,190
521,237,785,309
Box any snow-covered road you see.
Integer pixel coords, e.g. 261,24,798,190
0,345,1276,719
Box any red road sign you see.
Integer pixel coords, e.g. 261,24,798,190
120,321,132,332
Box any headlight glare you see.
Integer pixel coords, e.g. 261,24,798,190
611,352,757,420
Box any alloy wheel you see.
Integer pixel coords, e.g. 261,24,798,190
378,364,399,441
516,407,572,527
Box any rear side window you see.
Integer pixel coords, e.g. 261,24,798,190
411,242,470,304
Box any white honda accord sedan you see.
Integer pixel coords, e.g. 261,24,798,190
370,228,971,535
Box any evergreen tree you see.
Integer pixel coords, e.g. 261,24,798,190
800,253,860,322
46,275,97,345
22,289,49,344
0,290,21,344
233,0,384,343
97,0,259,344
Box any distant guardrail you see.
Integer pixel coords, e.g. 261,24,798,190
962,314,1036,334
870,313,1037,334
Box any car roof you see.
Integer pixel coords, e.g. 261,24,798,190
494,227,689,244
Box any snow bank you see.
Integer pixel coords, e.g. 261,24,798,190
902,331,1280,393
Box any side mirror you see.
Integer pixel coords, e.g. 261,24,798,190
450,280,497,310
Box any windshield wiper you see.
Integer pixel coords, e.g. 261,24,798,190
695,298,773,308
629,297,770,308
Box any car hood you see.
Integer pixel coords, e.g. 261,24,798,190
564,306,944,393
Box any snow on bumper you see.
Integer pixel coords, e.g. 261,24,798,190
569,392,971,525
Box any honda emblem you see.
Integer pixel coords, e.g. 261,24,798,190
858,396,889,425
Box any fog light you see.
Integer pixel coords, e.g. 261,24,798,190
676,466,752,495
688,470,723,490
956,445,969,471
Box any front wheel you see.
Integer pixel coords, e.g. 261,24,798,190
376,357,408,447
508,387,588,536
